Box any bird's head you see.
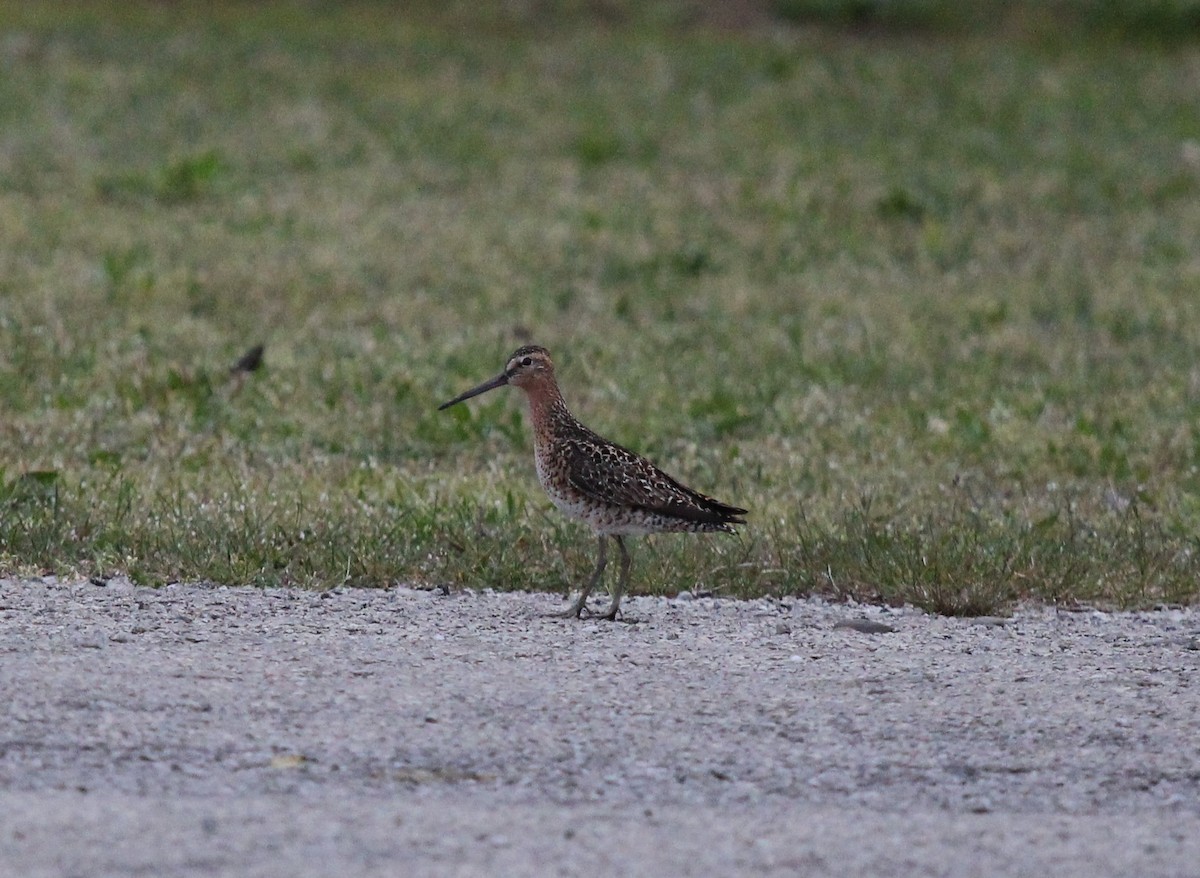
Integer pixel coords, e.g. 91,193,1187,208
438,345,557,410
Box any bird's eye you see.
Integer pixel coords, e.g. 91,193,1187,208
520,356,532,367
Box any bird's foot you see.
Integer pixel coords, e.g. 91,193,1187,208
586,602,624,622
543,596,588,619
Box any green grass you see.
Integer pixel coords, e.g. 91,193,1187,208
3,0,1200,614
773,0,1200,37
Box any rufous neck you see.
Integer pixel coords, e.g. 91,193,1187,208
523,380,570,426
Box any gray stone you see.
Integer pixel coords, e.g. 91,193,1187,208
833,619,897,634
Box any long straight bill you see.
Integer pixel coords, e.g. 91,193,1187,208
437,372,509,410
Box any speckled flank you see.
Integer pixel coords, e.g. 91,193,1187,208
529,391,746,537
440,345,747,620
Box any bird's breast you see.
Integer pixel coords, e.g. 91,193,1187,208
534,441,575,505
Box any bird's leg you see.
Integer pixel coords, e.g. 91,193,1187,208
594,535,631,621
547,535,607,618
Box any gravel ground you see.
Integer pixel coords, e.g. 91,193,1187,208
2,576,1199,876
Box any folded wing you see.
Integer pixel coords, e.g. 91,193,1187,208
563,433,747,527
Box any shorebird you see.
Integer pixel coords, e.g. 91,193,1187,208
438,345,747,620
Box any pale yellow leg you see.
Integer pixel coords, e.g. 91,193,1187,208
547,535,607,618
594,535,631,621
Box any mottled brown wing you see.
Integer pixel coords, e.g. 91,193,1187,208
562,434,746,526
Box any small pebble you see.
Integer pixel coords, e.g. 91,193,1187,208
834,619,896,635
